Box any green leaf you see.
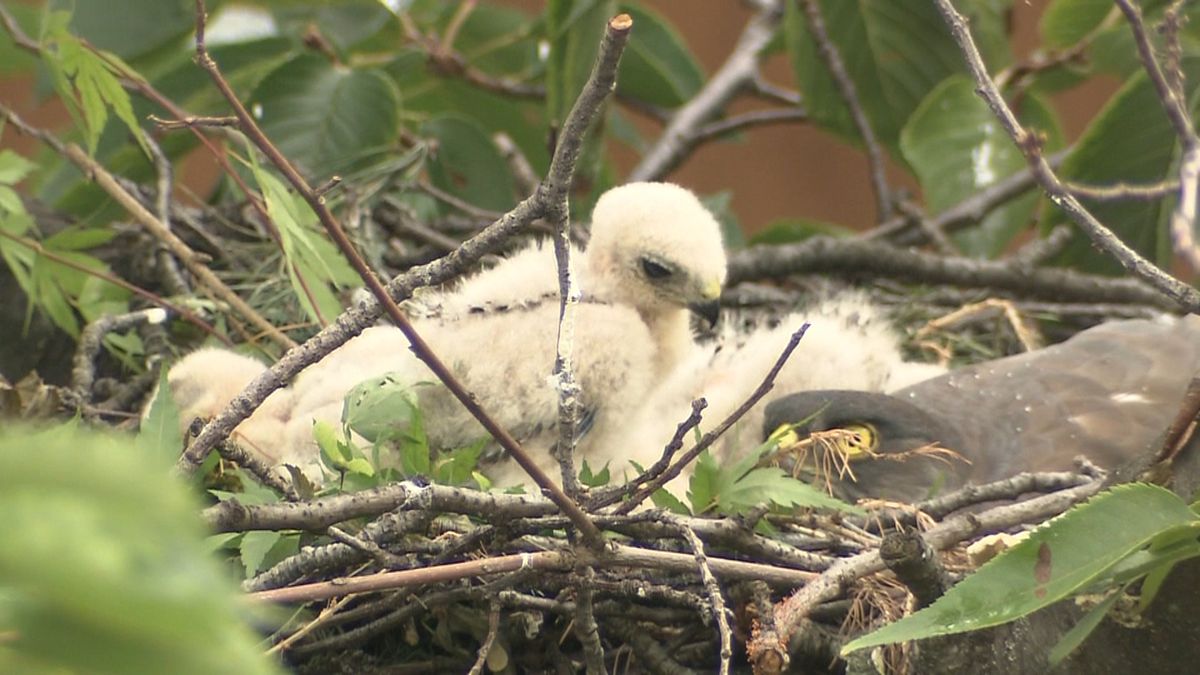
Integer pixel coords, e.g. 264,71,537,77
42,18,149,157
344,457,376,477
0,424,281,675
843,483,1200,654
251,53,402,180
546,0,616,125
579,459,611,487
0,149,37,185
901,76,1062,257
0,185,22,216
343,373,423,444
272,1,393,53
1046,59,1200,272
0,3,38,75
687,450,720,513
435,441,486,486
616,3,704,108
42,226,117,251
239,530,282,578
1040,0,1115,49
67,0,193,61
783,0,1010,149
649,486,690,514
313,419,350,467
245,152,357,325
421,116,517,213
137,369,183,462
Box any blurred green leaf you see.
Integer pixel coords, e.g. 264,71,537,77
271,0,392,53
1046,60,1200,272
421,116,517,212
64,0,193,61
546,0,615,125
239,529,282,578
0,424,281,675
250,53,402,180
784,0,1010,150
0,3,38,75
616,3,704,108
138,369,183,462
42,12,150,157
901,76,1062,257
843,483,1199,655
749,218,854,245
0,150,37,185
246,153,357,325
1040,0,1115,49
434,441,485,486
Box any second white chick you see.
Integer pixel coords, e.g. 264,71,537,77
607,294,946,497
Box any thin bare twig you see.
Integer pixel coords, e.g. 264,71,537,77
670,517,733,675
629,0,783,181
574,567,608,675
589,398,708,510
466,599,502,675
728,236,1177,309
692,107,809,143
615,325,810,514
799,0,893,221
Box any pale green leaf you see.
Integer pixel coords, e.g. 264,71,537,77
137,369,183,462
239,530,282,578
0,149,37,185
901,76,1062,257
343,373,424,444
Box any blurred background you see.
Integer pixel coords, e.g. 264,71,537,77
0,0,1116,235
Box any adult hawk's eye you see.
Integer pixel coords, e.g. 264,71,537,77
640,257,672,279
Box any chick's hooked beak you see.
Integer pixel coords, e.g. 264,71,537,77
689,279,722,328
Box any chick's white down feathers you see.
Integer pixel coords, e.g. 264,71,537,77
160,182,730,486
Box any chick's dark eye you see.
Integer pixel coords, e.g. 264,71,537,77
640,257,672,280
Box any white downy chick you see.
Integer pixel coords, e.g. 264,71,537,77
284,182,729,485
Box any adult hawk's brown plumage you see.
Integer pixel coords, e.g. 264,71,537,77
763,315,1200,502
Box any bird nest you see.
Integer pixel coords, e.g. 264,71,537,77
196,446,1105,674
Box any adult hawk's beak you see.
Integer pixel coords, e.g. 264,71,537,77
689,279,723,328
